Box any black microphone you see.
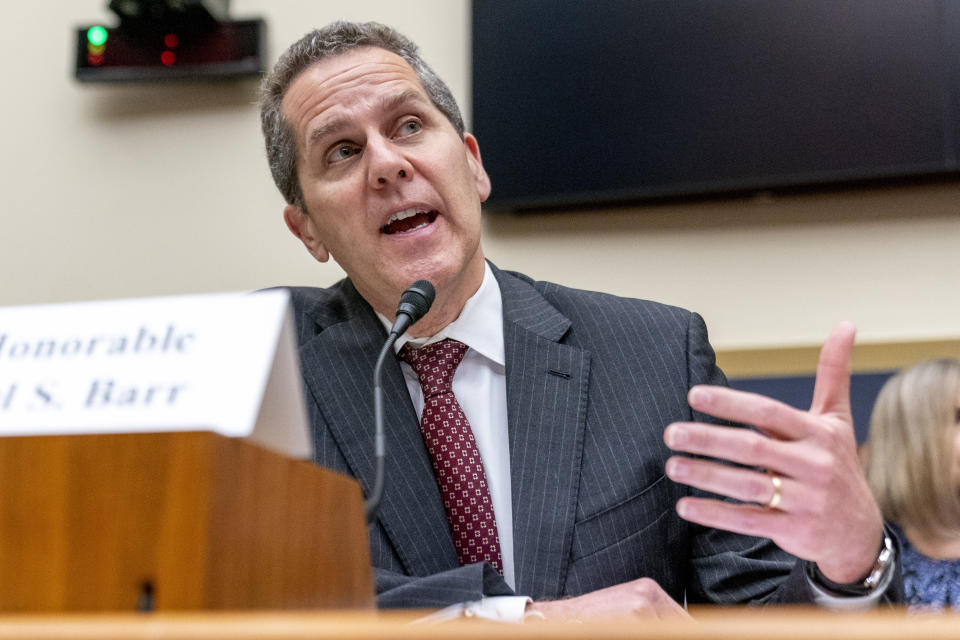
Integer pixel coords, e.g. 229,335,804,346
365,280,436,522
389,280,436,338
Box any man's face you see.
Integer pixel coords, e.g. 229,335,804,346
281,46,491,317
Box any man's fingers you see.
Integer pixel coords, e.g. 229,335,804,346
665,457,804,512
529,577,691,621
810,321,855,416
687,323,857,435
655,590,692,620
621,578,691,620
686,386,813,440
664,420,813,476
674,496,791,543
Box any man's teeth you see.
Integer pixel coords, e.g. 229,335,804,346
387,208,425,224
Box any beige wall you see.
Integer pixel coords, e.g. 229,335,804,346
2,1,958,350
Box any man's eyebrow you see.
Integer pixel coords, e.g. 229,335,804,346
308,118,350,148
382,89,430,111
306,91,430,148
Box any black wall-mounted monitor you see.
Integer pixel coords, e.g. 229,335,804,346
472,0,960,211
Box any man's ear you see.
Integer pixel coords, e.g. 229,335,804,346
283,204,330,263
463,133,492,203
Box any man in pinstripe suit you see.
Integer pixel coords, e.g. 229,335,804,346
259,22,901,618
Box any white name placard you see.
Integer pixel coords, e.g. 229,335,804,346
0,289,312,460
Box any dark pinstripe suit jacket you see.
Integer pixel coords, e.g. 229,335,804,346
285,265,871,608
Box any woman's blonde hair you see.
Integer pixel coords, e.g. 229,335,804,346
863,358,960,536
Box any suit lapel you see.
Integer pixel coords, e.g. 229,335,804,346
494,268,590,599
297,272,590,592
297,283,458,576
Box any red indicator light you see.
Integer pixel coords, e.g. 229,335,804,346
88,53,104,66
164,33,179,49
161,50,176,66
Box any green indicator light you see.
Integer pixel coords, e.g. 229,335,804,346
87,26,108,47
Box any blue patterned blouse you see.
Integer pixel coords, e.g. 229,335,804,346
895,526,960,610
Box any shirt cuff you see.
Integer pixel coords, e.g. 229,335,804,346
412,596,532,624
805,535,897,611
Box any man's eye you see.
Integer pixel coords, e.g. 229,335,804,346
328,144,360,162
398,120,421,136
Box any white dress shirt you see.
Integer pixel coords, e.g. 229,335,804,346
379,263,517,589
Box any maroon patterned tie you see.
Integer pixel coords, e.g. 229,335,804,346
399,339,503,573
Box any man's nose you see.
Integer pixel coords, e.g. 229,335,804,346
366,136,414,189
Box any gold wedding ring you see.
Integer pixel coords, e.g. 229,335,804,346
765,473,782,510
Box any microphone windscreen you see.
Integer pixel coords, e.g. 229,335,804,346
396,280,436,324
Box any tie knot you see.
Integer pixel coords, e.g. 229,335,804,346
399,338,468,398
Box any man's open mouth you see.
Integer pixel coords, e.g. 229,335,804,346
381,208,438,235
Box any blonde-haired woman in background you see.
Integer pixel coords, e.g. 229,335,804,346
862,358,960,609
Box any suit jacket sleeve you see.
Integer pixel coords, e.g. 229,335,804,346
375,563,514,608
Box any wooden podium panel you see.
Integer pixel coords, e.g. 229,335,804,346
0,432,374,612
0,608,958,640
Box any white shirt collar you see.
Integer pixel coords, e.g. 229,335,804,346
377,262,505,367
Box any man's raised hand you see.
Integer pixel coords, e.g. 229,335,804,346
663,322,884,584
